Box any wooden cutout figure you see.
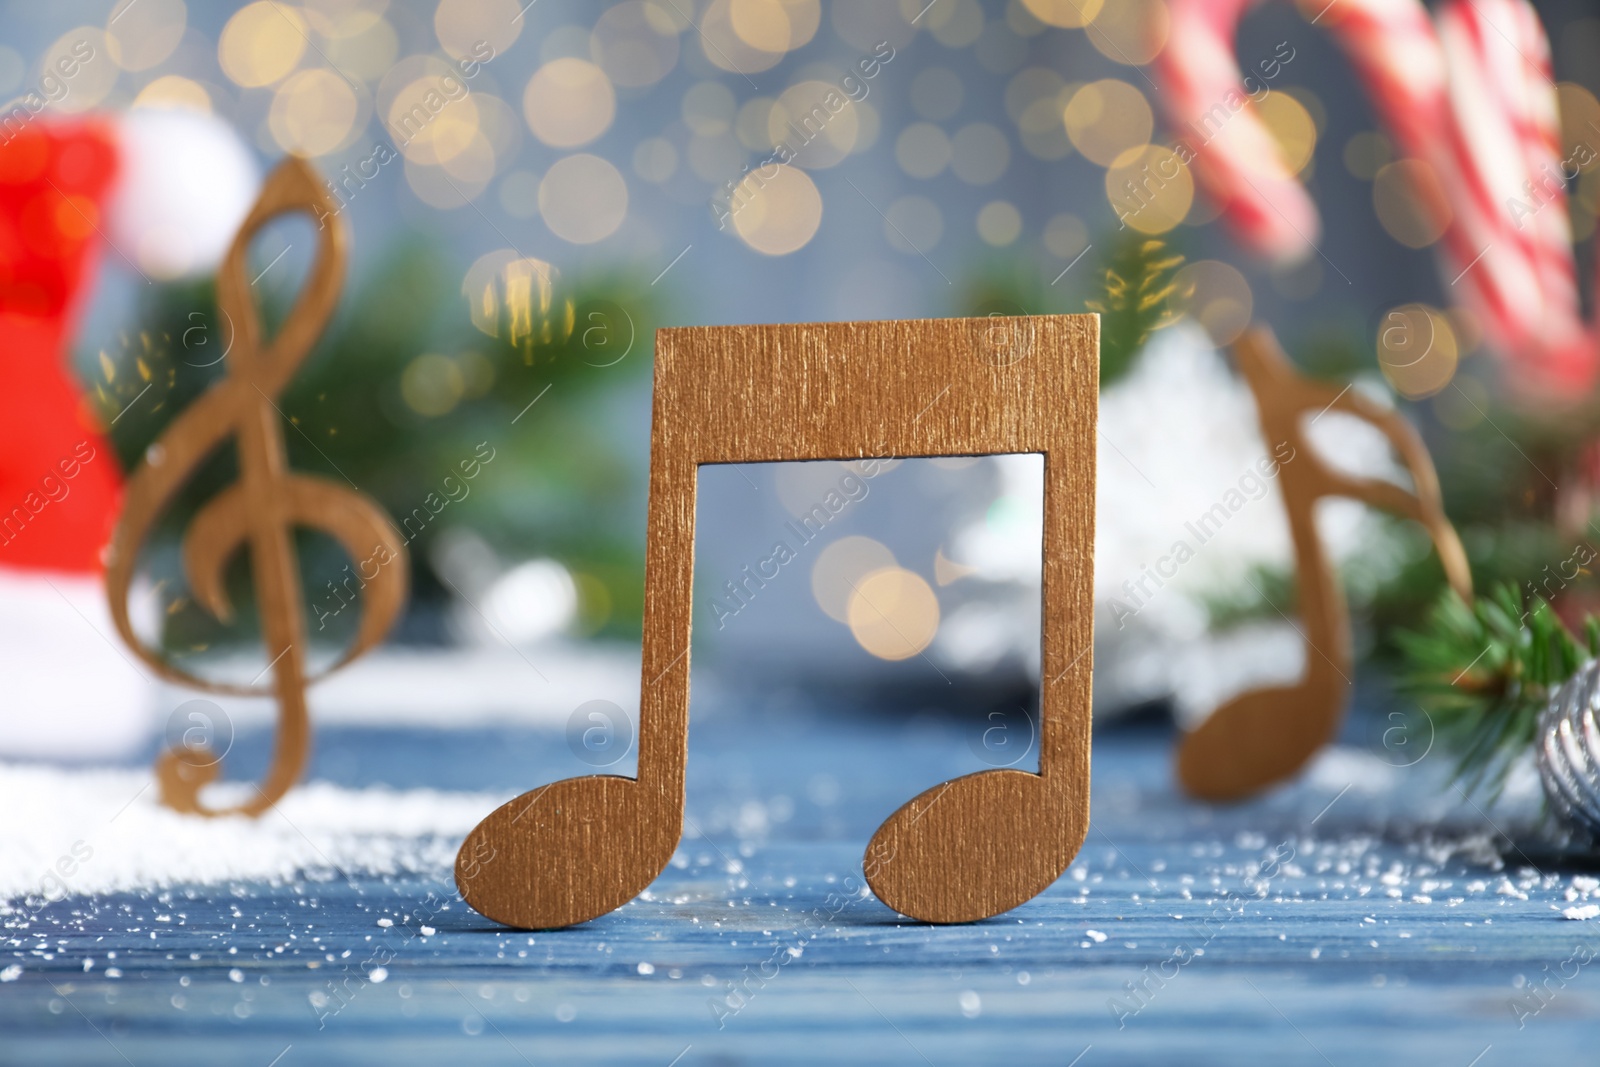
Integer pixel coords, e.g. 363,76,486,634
105,158,409,817
456,315,1099,927
1176,326,1472,802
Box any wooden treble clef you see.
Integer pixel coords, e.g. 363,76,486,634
105,158,408,817
1176,326,1472,802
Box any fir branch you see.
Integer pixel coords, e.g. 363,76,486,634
1086,235,1186,386
1396,582,1599,799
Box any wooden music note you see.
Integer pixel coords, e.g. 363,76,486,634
455,316,1099,927
1176,326,1472,802
105,158,408,817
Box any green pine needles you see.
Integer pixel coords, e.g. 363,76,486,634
1087,236,1186,386
1397,583,1600,798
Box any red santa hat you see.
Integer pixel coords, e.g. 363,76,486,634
0,107,257,759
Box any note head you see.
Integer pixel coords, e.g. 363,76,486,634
455,773,677,930
866,767,1084,924
1176,684,1340,802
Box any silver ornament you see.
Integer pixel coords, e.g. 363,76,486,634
1537,659,1600,838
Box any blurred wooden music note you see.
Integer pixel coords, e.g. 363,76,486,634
105,158,408,817
456,315,1099,927
1176,326,1471,802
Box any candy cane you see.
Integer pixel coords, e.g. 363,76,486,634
1154,0,1600,392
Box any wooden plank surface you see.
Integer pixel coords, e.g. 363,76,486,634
4,686,1599,1065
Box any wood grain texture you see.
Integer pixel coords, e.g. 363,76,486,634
1177,326,1471,802
456,314,1100,928
104,158,409,818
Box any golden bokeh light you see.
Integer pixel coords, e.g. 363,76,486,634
1087,0,1169,66
302,0,392,39
462,250,574,352
768,80,860,168
389,73,481,163
404,144,492,208
591,1,681,89
1044,212,1088,259
730,0,821,53
133,74,211,112
433,0,523,61
540,153,629,244
323,17,401,82
884,194,943,253
1105,144,1193,234
1174,259,1253,346
1377,303,1458,399
633,137,678,183
1255,90,1316,173
269,69,361,157
811,535,897,622
1021,0,1105,29
847,567,941,661
1372,159,1451,248
219,2,307,88
401,353,466,417
1064,79,1152,167
697,0,789,75
915,0,985,48
473,91,523,163
1008,68,1073,160
730,163,823,255
1557,82,1600,163
105,0,186,72
977,200,1022,246
43,29,116,113
523,58,615,148
1342,130,1391,179
439,129,497,184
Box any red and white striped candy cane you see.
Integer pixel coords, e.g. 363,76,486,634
1154,0,1600,393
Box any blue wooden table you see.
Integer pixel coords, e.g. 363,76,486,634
4,684,1599,1065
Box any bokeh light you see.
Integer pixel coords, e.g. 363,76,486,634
43,28,117,112
1256,91,1316,173
433,0,524,62
218,2,306,88
1174,259,1253,346
1064,79,1152,167
1021,0,1105,29
462,250,574,351
591,1,681,88
132,75,211,112
105,0,187,72
811,535,896,622
269,69,362,157
524,58,615,148
1372,159,1451,248
1104,144,1192,234
1087,0,1169,66
1377,303,1459,399
884,195,944,254
846,567,941,661
768,80,860,168
540,153,629,244
977,200,1022,246
730,163,823,255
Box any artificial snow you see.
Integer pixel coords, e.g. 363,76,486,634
0,763,499,905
